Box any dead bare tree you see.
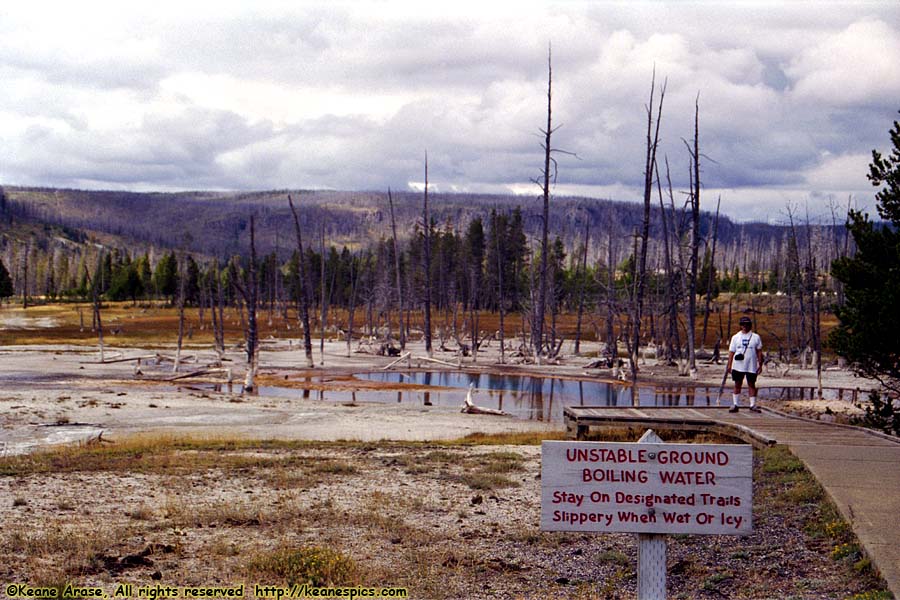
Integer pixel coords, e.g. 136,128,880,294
209,259,226,364
803,208,823,396
829,195,854,307
422,154,433,357
630,71,666,391
346,253,359,358
288,195,314,368
85,259,104,362
605,228,618,365
21,240,29,309
684,93,702,373
229,216,259,391
529,46,577,362
656,157,680,364
495,216,506,364
533,46,554,364
319,223,327,366
173,254,187,373
700,196,721,348
785,203,806,364
574,219,590,355
388,188,406,350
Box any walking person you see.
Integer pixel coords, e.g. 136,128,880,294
727,316,764,413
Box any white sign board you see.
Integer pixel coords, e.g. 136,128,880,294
541,440,753,535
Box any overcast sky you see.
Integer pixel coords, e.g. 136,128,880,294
1,1,898,222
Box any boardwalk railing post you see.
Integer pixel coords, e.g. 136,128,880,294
637,429,666,600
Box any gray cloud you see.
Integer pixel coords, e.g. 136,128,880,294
0,1,897,222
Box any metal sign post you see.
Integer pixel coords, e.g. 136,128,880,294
541,429,753,599
637,429,667,600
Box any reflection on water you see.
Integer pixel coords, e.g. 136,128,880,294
757,387,862,402
194,372,864,425
354,371,722,422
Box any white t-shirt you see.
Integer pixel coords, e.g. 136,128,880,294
729,331,762,373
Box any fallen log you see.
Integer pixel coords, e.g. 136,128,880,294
83,431,115,447
461,383,509,416
155,353,195,364
416,355,461,369
81,354,157,365
165,368,232,382
382,351,412,370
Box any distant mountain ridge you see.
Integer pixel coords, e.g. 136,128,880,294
1,186,846,269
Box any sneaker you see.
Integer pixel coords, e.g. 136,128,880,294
728,406,739,413
749,406,762,413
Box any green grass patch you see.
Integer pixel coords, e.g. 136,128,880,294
596,550,630,566
831,542,862,561
701,571,733,591
478,451,525,473
847,591,894,600
0,435,381,478
245,546,360,587
422,450,458,462
761,445,805,474
783,478,823,504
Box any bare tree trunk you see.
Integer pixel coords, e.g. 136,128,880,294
656,159,676,363
701,196,721,348
21,242,29,309
319,223,327,366
534,47,553,364
422,154,433,357
496,226,506,364
90,262,104,363
367,292,374,337
666,159,686,364
632,72,665,389
247,225,259,391
230,217,260,391
288,195,314,368
803,210,822,395
574,219,590,355
388,188,406,350
346,255,358,358
174,256,186,373
550,282,558,354
686,94,701,373
470,301,478,363
605,231,617,365
814,261,823,396
786,205,804,363
198,279,206,330
628,229,639,399
210,260,225,364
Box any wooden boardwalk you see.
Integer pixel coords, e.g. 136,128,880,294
564,405,900,597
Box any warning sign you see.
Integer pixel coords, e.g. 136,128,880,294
540,440,753,535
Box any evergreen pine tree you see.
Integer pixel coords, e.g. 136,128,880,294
830,111,900,433
0,258,13,302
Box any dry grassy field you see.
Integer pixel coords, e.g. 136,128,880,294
0,432,890,600
0,293,839,350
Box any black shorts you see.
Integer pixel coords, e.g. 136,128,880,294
732,371,758,387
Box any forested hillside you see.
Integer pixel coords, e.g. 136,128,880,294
0,184,852,374
1,185,849,267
